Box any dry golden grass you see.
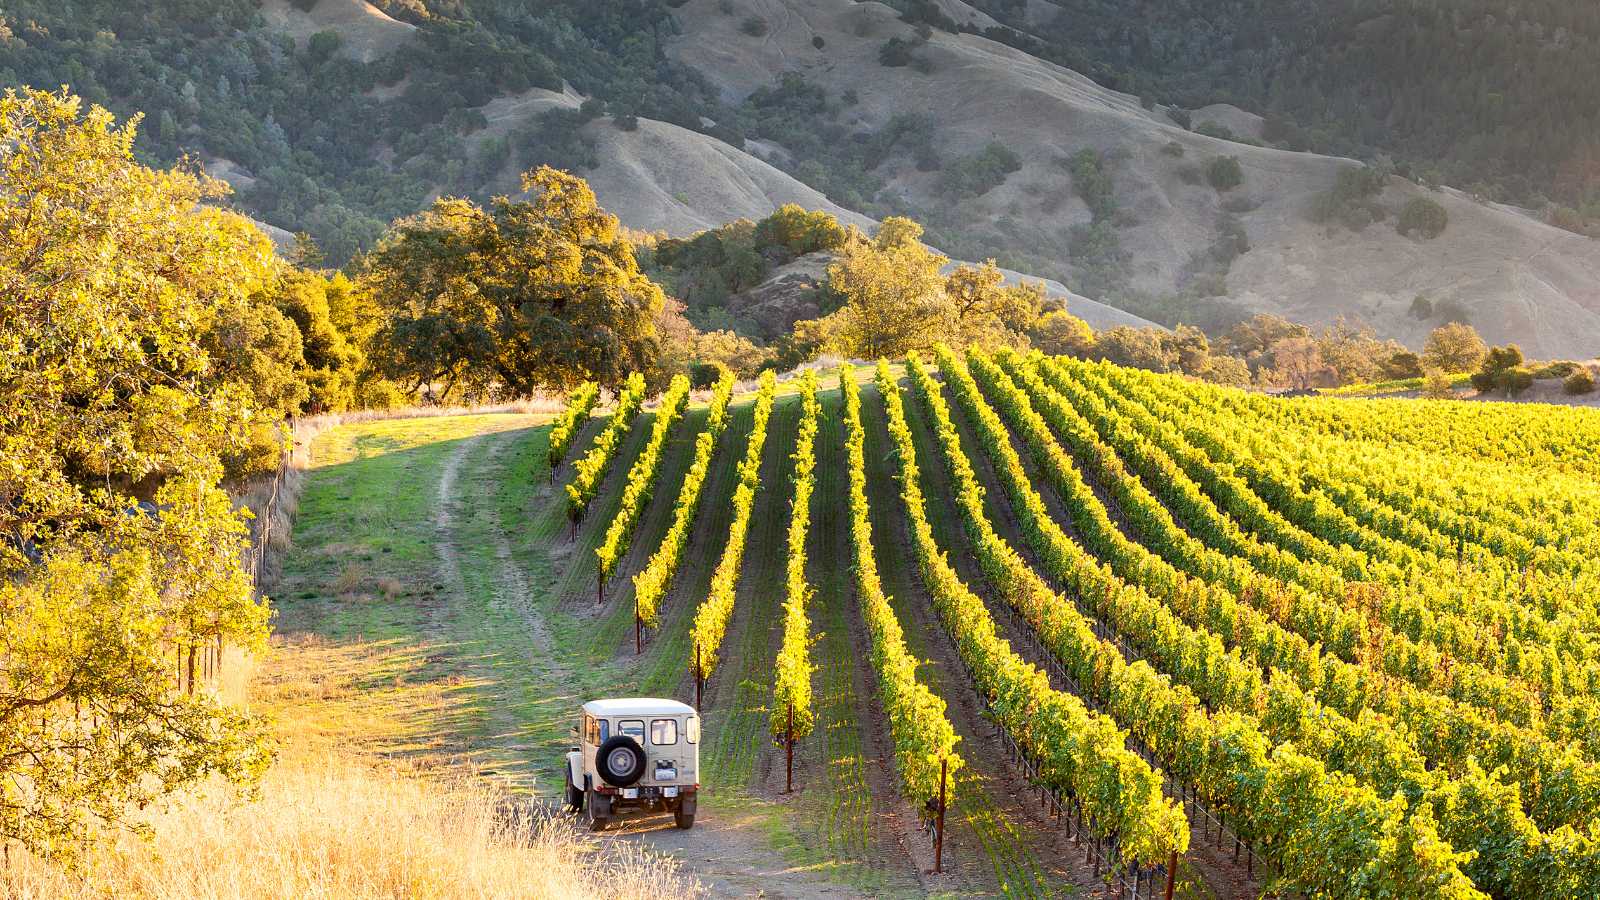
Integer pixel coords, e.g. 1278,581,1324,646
2,749,701,900
3,632,700,899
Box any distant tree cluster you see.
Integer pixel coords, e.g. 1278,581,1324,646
821,218,1041,358
940,142,1024,198
641,204,850,335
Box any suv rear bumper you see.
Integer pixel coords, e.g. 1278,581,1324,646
594,784,697,802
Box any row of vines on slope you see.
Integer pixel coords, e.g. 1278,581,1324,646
963,349,1597,896
1103,361,1600,660
565,373,646,521
905,350,1485,898
1078,360,1600,705
872,360,1187,866
771,370,821,742
688,371,776,680
632,370,736,628
954,348,1600,841
1068,359,1600,774
839,364,964,803
595,374,691,593
1041,356,1600,735
996,351,1560,753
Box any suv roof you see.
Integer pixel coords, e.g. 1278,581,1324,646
582,697,697,717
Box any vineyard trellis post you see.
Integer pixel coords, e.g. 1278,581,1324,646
635,608,642,655
1164,850,1176,900
785,702,794,793
934,756,948,874
695,644,703,709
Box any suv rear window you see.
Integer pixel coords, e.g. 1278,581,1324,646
617,719,645,740
650,719,678,745
686,715,700,744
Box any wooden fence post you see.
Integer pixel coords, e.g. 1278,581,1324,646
1164,850,1177,900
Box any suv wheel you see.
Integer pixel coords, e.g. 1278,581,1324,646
674,804,695,830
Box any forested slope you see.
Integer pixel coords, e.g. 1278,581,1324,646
8,0,1600,356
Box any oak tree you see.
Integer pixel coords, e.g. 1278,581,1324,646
363,167,664,400
1,87,273,857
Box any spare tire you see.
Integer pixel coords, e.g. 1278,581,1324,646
596,735,647,787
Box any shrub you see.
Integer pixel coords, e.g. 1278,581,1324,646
1409,295,1434,320
1470,344,1532,394
1422,322,1486,371
1501,366,1536,394
813,35,825,49
741,15,769,36
753,204,847,257
940,142,1022,198
1206,156,1243,191
1564,368,1597,395
1421,370,1456,399
1030,309,1096,357
1434,299,1472,326
690,360,733,390
1534,360,1580,379
1308,165,1389,230
1176,164,1202,185
1398,197,1448,238
1166,108,1191,129
1341,205,1374,231
1383,351,1424,379
1549,205,1588,235
879,37,915,67
1068,149,1117,222
1162,141,1185,157
308,30,343,63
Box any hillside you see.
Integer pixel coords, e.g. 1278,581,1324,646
258,0,415,63
272,0,1600,355
664,0,1600,357
9,0,1600,356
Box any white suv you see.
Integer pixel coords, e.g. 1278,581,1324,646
564,698,700,830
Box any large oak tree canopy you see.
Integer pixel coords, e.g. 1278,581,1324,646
1,87,273,855
363,167,664,399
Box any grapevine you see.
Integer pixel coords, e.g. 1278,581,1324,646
546,381,599,469
565,373,646,521
631,369,736,628
688,371,776,681
595,374,691,588
771,370,821,742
